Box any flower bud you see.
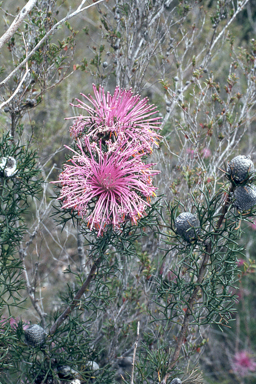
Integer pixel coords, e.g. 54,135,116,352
175,212,200,243
0,156,17,178
24,324,46,347
171,379,182,384
234,185,256,212
227,155,254,184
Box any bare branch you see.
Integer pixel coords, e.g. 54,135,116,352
0,0,37,50
202,0,250,67
19,248,47,328
0,0,105,88
0,33,29,110
0,69,29,110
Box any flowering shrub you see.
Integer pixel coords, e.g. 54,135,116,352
201,148,211,159
1,1,256,384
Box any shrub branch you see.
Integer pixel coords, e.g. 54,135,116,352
49,255,102,335
161,185,234,383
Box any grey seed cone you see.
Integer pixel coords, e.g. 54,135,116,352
86,360,100,371
227,155,254,184
57,365,80,379
175,212,200,243
171,379,182,384
24,324,46,347
234,185,256,212
0,156,17,178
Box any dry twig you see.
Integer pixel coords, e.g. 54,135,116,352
0,0,37,50
131,321,140,384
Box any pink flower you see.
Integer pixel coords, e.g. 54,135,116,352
166,270,177,282
186,148,195,157
201,147,211,158
0,316,30,331
9,317,18,329
237,259,245,267
68,84,161,153
54,139,159,235
232,350,256,377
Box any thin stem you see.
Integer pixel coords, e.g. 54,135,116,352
0,32,29,111
0,69,29,110
131,321,140,384
0,0,37,50
0,0,105,88
49,255,102,335
77,222,86,272
19,248,47,328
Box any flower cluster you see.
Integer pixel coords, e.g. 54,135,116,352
54,86,161,235
68,84,161,154
0,316,30,331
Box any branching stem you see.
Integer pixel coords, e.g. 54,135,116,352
161,185,234,383
0,0,105,88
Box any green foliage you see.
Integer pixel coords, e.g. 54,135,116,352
157,187,242,328
0,133,41,373
0,132,41,259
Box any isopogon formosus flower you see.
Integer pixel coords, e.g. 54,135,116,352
67,84,161,154
53,139,159,236
232,350,256,377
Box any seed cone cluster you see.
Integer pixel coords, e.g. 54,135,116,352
24,324,46,347
227,155,256,212
175,155,256,243
174,212,200,243
227,155,254,184
234,185,256,212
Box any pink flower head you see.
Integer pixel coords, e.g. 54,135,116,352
68,84,161,154
201,147,211,158
54,139,159,235
0,316,30,331
186,148,195,158
9,317,18,329
237,259,245,267
232,350,256,377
